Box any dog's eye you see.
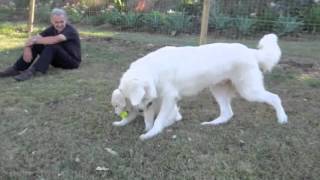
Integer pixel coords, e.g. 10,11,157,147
146,101,153,109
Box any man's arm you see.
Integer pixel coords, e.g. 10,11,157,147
23,35,43,62
33,34,66,45
22,34,66,63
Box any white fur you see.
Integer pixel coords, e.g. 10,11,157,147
111,89,182,132
119,34,288,140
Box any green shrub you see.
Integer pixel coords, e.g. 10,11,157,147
255,8,278,32
64,4,85,24
209,14,233,31
0,8,14,22
234,17,257,35
13,0,28,9
273,15,304,36
122,12,143,29
35,3,51,23
164,12,193,35
176,0,202,16
304,5,320,32
142,11,164,32
114,0,127,12
106,9,125,26
84,13,108,26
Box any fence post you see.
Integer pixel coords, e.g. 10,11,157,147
199,0,210,45
28,0,36,37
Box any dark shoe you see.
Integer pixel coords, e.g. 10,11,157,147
14,67,35,81
0,66,20,77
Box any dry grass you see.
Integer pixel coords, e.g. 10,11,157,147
0,24,319,179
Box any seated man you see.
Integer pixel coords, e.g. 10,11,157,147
0,8,81,81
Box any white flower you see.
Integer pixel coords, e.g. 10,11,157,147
270,2,276,7
250,12,257,17
96,166,109,171
9,1,15,7
167,9,175,14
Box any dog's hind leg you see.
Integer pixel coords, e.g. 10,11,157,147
241,89,287,124
233,70,288,124
201,81,235,125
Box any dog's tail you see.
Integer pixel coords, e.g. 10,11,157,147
255,33,281,72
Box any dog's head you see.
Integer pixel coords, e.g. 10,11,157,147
257,33,278,49
111,89,127,115
119,78,157,111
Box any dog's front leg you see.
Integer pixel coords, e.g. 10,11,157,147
139,95,177,140
112,111,138,127
201,84,235,125
143,106,155,132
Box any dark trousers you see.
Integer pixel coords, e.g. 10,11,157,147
14,44,79,73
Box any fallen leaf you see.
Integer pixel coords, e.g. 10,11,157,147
96,166,109,171
105,147,119,156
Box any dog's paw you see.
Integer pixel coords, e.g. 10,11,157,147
201,121,219,126
277,114,288,124
112,121,127,126
139,133,150,141
175,113,182,121
201,117,229,126
139,127,162,140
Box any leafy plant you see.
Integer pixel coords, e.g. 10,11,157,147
164,12,193,35
304,5,320,32
35,2,51,23
209,14,233,31
113,0,127,12
13,0,28,9
64,4,85,24
122,12,143,29
142,11,164,32
0,4,16,22
255,8,278,32
234,16,256,35
106,9,125,26
273,15,304,36
176,0,202,16
84,13,108,26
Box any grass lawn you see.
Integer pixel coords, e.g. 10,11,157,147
0,23,320,179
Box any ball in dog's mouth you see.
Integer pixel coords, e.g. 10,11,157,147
120,111,128,119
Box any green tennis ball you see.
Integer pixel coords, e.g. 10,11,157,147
120,111,128,119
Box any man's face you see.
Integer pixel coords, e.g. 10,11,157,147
51,15,66,32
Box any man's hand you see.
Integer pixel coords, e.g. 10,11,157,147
23,46,33,63
25,36,38,47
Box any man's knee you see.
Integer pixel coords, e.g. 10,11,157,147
71,63,80,69
44,44,61,52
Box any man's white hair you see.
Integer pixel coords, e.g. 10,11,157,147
51,8,67,19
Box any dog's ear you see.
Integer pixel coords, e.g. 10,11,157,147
144,80,157,100
111,89,126,106
129,86,145,106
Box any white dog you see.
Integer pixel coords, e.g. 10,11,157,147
118,34,288,140
111,89,182,132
